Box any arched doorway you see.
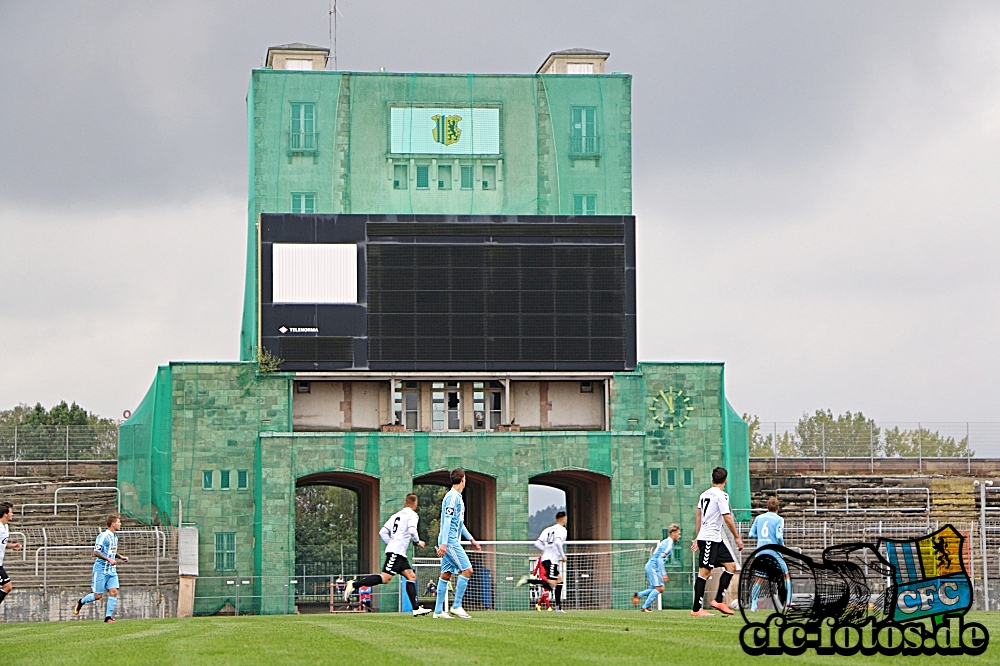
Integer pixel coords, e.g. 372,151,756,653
295,472,380,583
412,470,496,542
529,470,611,540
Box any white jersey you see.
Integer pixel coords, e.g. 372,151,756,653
0,522,8,566
695,486,731,543
380,506,420,556
534,523,567,562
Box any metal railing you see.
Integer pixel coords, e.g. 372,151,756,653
54,486,120,514
569,134,600,156
287,131,318,152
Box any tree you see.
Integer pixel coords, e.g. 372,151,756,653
529,504,566,540
0,402,119,459
413,484,447,558
295,485,359,569
796,410,879,457
883,427,973,458
744,413,799,457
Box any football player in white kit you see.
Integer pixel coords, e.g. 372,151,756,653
690,467,743,617
516,511,568,612
343,493,433,616
0,503,23,608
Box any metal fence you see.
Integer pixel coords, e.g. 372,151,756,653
0,426,117,473
752,421,1000,471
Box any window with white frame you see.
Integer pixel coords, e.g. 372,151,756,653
291,192,315,213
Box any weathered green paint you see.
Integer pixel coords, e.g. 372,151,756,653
119,361,748,613
240,70,633,360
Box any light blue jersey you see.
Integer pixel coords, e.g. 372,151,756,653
93,530,119,575
438,488,473,546
647,538,674,575
749,512,784,547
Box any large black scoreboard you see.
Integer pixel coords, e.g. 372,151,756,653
259,214,636,372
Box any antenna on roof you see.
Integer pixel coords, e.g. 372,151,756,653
328,0,340,70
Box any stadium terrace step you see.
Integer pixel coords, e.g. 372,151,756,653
0,478,136,529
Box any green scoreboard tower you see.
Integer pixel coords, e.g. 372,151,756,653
118,44,749,614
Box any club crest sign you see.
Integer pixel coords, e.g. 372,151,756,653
883,525,971,623
738,525,988,656
432,114,462,146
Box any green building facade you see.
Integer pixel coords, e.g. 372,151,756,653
119,46,750,613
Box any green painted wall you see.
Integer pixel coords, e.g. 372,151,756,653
241,70,632,360
118,361,748,613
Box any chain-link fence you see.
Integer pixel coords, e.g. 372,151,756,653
0,426,117,476
751,421,1000,472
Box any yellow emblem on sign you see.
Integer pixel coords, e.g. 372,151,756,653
432,114,462,146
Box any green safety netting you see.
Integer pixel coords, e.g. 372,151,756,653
241,70,632,360
118,365,173,525
723,399,751,521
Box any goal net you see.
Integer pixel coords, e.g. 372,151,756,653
409,540,669,611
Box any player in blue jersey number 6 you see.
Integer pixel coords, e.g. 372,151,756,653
74,514,129,622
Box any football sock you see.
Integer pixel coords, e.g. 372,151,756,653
750,582,760,611
716,571,733,603
554,583,563,609
693,576,707,611
405,581,418,610
355,574,384,589
0,590,7,605
637,588,652,599
642,589,659,610
453,575,470,608
527,579,553,591
434,578,448,614
106,595,117,617
80,593,96,605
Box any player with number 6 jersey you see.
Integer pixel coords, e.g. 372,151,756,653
343,493,433,616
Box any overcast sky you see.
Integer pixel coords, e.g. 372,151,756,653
2,1,999,425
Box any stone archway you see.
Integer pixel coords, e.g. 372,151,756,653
529,470,611,540
296,472,381,576
412,470,496,542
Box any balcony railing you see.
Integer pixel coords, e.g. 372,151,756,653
287,131,318,153
570,134,601,157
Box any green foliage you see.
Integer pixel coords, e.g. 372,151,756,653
0,401,114,427
796,409,878,457
748,410,972,458
528,504,566,540
294,486,358,566
0,402,119,458
884,426,974,457
256,346,284,374
743,413,797,457
413,483,447,558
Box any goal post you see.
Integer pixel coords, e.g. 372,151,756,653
408,541,694,611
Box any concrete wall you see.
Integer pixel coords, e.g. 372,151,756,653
0,586,177,622
292,381,382,430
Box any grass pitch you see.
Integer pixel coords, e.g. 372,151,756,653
1,611,996,665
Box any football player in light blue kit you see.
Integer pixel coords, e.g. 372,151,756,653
747,496,789,611
434,468,481,619
74,513,129,622
634,524,680,612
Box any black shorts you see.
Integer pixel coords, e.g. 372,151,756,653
698,540,734,569
382,552,412,576
0,566,10,586
543,560,561,580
